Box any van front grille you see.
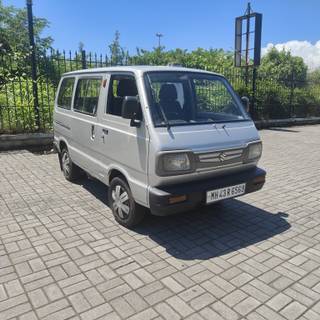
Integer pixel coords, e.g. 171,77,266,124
195,148,244,171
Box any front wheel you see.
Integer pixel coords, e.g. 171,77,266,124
108,177,145,228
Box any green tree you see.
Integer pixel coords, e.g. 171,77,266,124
308,69,320,84
185,48,233,70
0,0,53,54
260,47,308,82
0,0,54,84
129,47,233,70
108,30,126,65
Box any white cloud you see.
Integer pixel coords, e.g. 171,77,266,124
262,40,320,71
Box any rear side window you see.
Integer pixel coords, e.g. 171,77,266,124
57,78,74,109
74,78,102,115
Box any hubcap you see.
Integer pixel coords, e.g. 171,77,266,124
112,185,130,219
62,152,70,175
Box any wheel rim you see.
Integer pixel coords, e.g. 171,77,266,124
62,152,70,176
111,185,130,220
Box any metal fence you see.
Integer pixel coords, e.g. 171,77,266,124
0,50,111,133
1,50,320,134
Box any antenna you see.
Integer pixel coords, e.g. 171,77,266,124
244,2,252,15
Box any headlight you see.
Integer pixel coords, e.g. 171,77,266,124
157,152,194,176
163,153,190,171
247,142,262,161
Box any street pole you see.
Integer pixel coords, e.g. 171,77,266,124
245,2,251,87
26,0,40,130
156,33,163,50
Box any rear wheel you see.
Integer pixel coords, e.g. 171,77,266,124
61,148,82,181
108,177,145,228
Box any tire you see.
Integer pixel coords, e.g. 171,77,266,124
60,148,82,182
108,177,145,228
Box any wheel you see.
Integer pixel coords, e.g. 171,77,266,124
60,148,82,181
108,177,145,228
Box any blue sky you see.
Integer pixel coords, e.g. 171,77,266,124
4,0,320,68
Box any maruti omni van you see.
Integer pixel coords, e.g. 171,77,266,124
53,66,266,227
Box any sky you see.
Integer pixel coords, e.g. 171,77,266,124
4,0,320,70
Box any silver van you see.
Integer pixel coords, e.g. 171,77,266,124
53,66,266,227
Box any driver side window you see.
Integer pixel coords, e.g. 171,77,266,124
106,75,139,117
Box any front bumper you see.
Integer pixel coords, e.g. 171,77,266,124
149,167,266,216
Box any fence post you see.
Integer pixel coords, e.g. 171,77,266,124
289,71,295,118
81,50,87,69
26,0,40,130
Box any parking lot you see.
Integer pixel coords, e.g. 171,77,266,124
0,124,320,320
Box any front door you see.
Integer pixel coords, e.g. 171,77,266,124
96,73,149,206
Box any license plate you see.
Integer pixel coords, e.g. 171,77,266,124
206,183,246,204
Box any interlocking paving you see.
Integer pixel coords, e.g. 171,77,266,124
0,125,320,320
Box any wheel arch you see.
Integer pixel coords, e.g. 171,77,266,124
56,138,69,171
58,138,69,153
108,168,129,186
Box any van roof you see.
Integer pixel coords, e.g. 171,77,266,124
63,65,222,77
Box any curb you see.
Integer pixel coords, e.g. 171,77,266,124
0,133,53,151
254,117,320,129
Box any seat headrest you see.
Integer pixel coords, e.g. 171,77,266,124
159,84,177,102
117,79,138,97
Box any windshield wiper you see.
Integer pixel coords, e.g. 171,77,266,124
146,74,170,129
158,103,171,130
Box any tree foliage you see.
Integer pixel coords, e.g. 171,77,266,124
0,0,55,84
108,31,128,65
308,69,320,84
0,0,53,54
259,47,308,82
129,47,234,71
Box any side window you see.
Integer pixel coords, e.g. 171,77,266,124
74,78,102,115
57,78,74,109
107,75,138,117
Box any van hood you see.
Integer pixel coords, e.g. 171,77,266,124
154,120,260,152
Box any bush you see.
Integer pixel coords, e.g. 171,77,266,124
0,76,55,133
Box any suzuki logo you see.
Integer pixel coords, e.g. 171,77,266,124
218,152,227,162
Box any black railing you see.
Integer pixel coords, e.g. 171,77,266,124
1,50,320,134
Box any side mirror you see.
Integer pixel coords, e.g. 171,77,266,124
122,96,142,127
241,96,250,113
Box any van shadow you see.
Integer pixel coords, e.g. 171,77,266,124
135,201,290,260
78,178,290,261
77,177,109,205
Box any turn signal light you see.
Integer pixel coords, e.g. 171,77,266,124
253,175,265,184
168,195,187,204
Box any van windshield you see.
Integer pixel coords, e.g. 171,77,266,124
145,72,249,127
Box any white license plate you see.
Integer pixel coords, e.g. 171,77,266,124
206,183,246,204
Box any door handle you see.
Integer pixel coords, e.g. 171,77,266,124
101,128,108,143
91,124,95,139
